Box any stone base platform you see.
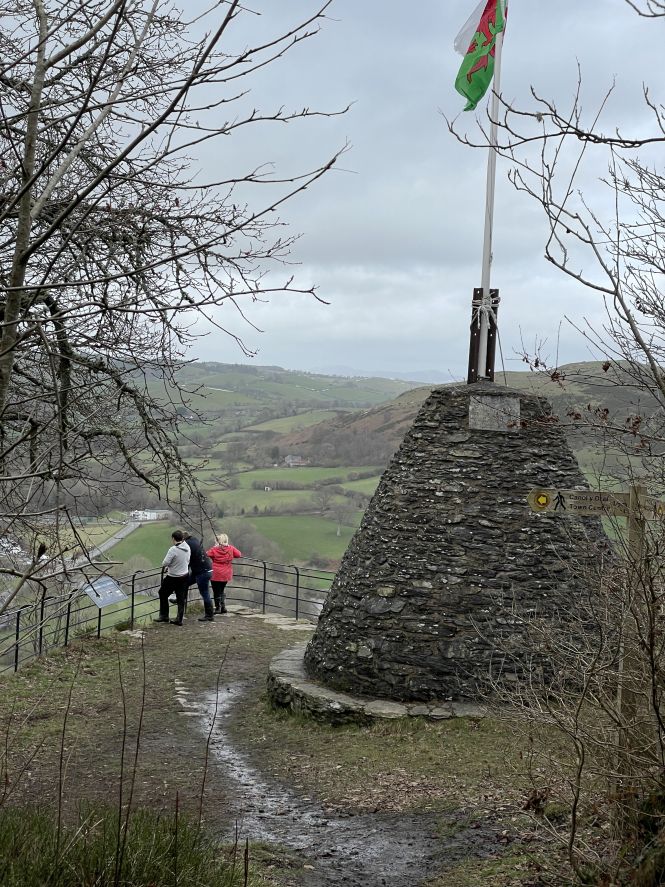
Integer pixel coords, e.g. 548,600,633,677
267,643,486,725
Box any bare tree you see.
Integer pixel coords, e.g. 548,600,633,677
330,500,353,536
0,0,345,605
311,486,333,514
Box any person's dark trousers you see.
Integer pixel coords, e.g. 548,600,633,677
194,570,214,620
211,580,228,614
169,575,190,625
157,574,180,621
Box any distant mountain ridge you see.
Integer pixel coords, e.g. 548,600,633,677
167,358,657,426
160,361,421,416
312,366,456,384
165,360,659,477
271,361,661,477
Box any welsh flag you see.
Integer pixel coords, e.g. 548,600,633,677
454,0,506,111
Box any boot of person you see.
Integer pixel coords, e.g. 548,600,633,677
170,601,185,625
154,603,169,623
213,593,222,614
198,601,214,622
218,592,227,614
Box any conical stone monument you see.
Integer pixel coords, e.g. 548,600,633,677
304,381,604,703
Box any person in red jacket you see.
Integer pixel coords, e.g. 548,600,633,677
206,533,242,614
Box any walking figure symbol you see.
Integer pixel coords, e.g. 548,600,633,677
554,492,567,511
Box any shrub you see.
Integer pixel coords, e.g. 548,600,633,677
306,552,331,569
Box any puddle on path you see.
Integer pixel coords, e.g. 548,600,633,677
174,680,497,886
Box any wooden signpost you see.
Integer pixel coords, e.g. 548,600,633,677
528,482,664,810
527,487,631,518
527,486,665,521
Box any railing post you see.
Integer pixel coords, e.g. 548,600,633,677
262,562,267,614
38,593,47,656
131,571,141,628
294,565,300,621
14,608,22,672
64,597,73,647
97,606,102,639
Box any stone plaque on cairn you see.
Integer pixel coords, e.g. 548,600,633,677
304,382,606,704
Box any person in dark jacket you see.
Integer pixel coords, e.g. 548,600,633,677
206,533,242,614
183,531,215,622
155,530,191,625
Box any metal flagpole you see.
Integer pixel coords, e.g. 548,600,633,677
467,0,506,383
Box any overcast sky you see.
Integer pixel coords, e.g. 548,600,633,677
189,0,663,380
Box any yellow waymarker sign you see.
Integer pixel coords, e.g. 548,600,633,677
532,491,551,510
529,488,665,520
527,488,631,517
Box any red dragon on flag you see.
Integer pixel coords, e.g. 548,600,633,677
454,0,506,111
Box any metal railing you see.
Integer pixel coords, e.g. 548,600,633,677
0,558,334,676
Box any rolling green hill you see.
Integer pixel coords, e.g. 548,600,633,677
500,361,655,418
168,363,418,414
104,361,662,571
147,362,423,461
268,361,662,485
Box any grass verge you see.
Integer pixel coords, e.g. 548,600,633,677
0,804,247,886
229,695,538,815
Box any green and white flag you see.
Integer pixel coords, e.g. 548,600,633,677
454,0,506,112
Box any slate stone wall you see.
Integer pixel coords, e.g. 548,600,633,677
304,382,606,702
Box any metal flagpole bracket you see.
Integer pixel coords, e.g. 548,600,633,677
467,287,500,383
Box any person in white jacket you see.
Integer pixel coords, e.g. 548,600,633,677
154,530,191,625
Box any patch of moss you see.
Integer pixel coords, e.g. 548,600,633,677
543,801,570,823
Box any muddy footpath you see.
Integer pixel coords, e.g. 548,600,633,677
168,615,515,887
176,679,508,886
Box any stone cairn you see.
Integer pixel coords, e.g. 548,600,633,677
304,382,605,703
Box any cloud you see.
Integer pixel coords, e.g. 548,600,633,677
188,0,665,378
